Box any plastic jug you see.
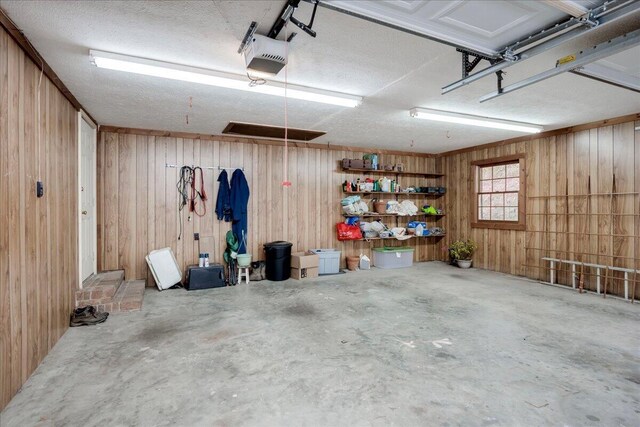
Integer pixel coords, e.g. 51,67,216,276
380,177,391,192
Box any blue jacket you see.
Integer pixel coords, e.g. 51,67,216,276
230,169,250,254
215,170,231,222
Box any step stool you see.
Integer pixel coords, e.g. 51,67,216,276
237,267,250,285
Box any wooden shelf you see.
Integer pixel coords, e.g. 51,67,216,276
356,234,446,241
342,213,445,218
343,191,445,198
341,167,444,178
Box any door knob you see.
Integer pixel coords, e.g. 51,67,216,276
82,210,88,215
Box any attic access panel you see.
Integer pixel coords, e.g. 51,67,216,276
222,121,326,141
322,0,605,56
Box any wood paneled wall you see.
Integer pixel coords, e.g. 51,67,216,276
443,119,640,298
0,27,78,409
97,130,445,283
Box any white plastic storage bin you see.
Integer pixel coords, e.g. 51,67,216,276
311,249,341,275
372,247,414,269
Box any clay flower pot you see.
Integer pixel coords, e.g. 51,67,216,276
456,259,472,269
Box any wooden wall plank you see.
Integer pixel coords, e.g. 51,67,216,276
555,135,569,285
0,27,11,409
96,132,104,272
103,132,118,270
7,33,23,400
135,135,148,280
588,129,599,284
145,136,156,286
118,134,136,279
154,137,167,277
612,122,635,296
23,54,39,377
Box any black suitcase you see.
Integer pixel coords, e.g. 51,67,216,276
185,264,226,290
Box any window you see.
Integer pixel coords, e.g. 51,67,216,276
471,154,526,230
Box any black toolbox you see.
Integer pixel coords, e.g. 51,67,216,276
185,264,226,290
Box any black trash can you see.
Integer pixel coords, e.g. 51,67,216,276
263,241,293,281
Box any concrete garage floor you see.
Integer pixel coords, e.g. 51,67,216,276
2,262,639,427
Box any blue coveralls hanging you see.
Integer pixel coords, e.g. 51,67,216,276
215,170,231,222
230,169,250,254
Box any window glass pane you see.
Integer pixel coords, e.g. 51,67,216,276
506,163,519,177
506,177,519,191
493,165,506,178
490,193,504,206
491,207,504,220
476,160,524,224
493,178,506,192
481,167,492,180
505,193,518,206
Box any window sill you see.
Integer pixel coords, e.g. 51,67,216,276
471,222,526,231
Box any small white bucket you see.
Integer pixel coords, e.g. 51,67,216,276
237,254,252,267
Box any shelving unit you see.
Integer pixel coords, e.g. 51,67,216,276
339,164,446,244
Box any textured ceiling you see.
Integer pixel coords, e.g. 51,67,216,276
1,0,639,153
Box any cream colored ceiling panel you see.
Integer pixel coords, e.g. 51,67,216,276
431,1,538,38
381,0,428,13
325,0,607,55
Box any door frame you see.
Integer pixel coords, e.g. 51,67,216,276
78,110,98,289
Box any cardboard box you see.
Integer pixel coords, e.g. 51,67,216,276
291,251,319,269
291,267,319,280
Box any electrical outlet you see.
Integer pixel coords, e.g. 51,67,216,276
194,232,199,241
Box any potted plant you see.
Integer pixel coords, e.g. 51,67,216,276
449,239,477,268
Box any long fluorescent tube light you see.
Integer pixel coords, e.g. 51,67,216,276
409,107,543,134
89,50,362,108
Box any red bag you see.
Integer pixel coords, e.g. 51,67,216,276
337,222,362,241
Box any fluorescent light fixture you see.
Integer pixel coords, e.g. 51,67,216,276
89,50,362,108
409,107,543,134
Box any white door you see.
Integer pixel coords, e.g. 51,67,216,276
80,115,97,282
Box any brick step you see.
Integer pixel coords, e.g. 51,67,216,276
95,280,146,313
76,270,125,306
